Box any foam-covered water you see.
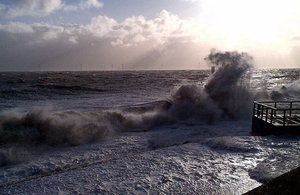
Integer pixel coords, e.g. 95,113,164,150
0,53,300,193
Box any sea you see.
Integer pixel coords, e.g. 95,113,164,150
0,68,300,194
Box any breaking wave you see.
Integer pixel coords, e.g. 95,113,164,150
1,50,299,168
0,50,255,148
0,106,170,146
3,50,299,151
168,49,254,123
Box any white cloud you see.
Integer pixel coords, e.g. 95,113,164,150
86,15,118,38
84,10,198,47
0,9,299,71
41,27,63,40
0,22,34,33
6,0,63,18
79,0,103,9
68,36,78,44
63,0,103,11
0,10,206,71
2,4,192,45
1,0,103,18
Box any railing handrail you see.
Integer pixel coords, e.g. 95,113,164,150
258,100,300,104
254,101,277,110
254,101,300,111
253,100,300,126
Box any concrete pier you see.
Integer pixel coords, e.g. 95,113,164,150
244,166,300,195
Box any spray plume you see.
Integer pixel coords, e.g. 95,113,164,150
0,49,255,150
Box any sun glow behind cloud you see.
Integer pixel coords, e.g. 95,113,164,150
195,0,300,51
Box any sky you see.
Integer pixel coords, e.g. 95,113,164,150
0,0,300,71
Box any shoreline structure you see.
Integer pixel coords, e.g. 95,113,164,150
244,166,300,194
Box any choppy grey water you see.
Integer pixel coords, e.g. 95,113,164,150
0,69,300,194
0,69,299,111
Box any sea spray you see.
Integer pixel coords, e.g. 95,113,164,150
169,85,222,123
0,50,255,148
149,50,255,149
168,49,254,121
204,49,254,118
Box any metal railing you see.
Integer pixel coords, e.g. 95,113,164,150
253,101,300,126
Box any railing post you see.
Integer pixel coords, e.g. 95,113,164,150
266,107,268,121
258,104,262,117
283,110,286,126
261,106,264,119
253,102,256,117
290,102,292,116
271,109,273,124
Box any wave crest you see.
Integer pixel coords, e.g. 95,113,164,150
0,50,255,147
